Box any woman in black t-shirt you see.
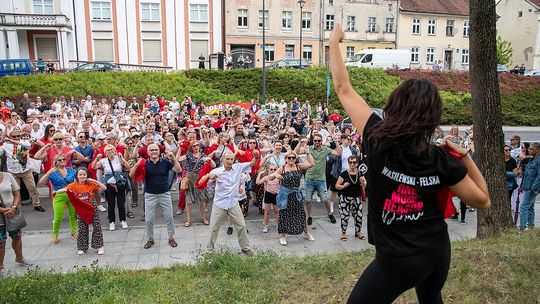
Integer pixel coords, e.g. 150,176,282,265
329,24,490,304
335,155,367,241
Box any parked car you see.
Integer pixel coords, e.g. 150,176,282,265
497,64,510,73
70,62,121,72
0,59,34,77
524,69,540,77
267,59,311,69
345,49,411,70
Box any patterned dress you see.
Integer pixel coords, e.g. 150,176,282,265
278,168,306,235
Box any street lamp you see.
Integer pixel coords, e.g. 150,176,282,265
298,0,305,68
262,0,266,103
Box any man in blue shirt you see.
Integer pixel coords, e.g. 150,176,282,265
130,144,182,249
73,132,93,169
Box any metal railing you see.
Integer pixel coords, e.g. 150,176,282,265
0,13,72,29
69,61,173,72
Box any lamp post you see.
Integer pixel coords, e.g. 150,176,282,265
298,0,305,68
262,0,266,103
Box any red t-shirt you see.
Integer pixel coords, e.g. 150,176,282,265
44,146,74,172
329,114,342,123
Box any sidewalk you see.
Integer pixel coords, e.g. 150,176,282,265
1,211,486,276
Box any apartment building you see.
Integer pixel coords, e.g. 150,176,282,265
396,0,471,71
496,0,540,70
0,0,223,69
321,0,398,63
225,0,321,68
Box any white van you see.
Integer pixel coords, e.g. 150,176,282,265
345,49,411,70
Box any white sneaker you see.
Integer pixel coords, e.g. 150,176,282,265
97,247,104,255
77,250,85,255
109,222,115,231
279,237,287,246
262,225,269,233
304,232,315,242
121,221,128,229
98,205,107,212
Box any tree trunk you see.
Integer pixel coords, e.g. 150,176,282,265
469,0,514,238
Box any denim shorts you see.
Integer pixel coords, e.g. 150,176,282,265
0,226,21,244
305,179,328,202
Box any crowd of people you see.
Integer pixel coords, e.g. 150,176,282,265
0,80,535,283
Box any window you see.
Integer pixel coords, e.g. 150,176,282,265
142,40,162,62
361,54,373,63
446,20,455,36
367,17,376,32
94,39,114,61
426,47,435,64
463,20,469,37
142,3,160,21
427,19,436,35
190,4,208,22
238,9,248,28
91,2,111,20
33,0,53,14
411,47,419,63
518,11,523,17
258,10,269,29
461,49,469,65
285,45,295,59
346,16,356,31
190,40,208,61
303,45,312,62
264,44,275,61
302,12,312,30
282,11,293,30
326,15,335,30
385,18,394,32
346,47,355,61
412,18,421,34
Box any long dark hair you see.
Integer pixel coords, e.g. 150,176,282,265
369,79,442,157
43,124,55,141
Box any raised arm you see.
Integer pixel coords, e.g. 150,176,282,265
329,24,372,134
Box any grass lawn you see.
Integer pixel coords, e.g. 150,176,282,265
1,229,538,304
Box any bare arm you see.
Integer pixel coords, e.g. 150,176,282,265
335,176,349,190
34,143,51,160
297,152,314,171
329,24,372,134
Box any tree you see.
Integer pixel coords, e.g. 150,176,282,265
470,0,515,238
496,34,513,66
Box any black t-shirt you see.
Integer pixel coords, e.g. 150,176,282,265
505,157,517,172
339,170,362,198
363,113,467,256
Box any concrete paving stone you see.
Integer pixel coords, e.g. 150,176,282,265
40,244,79,260
125,229,146,241
116,254,139,265
114,262,138,270
77,255,119,268
103,230,128,243
37,258,79,272
137,253,159,269
103,242,125,256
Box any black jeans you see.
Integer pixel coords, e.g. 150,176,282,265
106,184,126,223
347,233,451,304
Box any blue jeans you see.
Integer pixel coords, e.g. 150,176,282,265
305,179,328,202
519,190,537,230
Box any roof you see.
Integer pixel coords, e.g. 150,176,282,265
400,0,470,16
526,0,540,9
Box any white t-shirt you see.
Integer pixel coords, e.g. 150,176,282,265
0,172,20,226
100,156,123,176
341,145,353,172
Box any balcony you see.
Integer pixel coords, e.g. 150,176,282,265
0,13,72,30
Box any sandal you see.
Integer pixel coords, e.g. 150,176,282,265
143,239,155,249
202,218,209,225
340,235,348,241
131,203,138,208
168,238,178,248
355,233,366,240
127,212,135,218
184,220,191,227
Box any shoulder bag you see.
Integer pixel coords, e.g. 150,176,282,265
181,154,202,191
107,157,128,186
0,193,27,231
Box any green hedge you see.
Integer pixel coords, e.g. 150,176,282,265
0,68,538,125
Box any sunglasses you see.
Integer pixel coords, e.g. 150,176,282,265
11,135,21,138
287,156,296,160
504,149,510,152
78,136,86,139
49,130,56,132
349,161,358,164
269,168,276,171
54,138,64,141
313,140,322,142
249,142,256,144
148,149,159,152
57,158,66,162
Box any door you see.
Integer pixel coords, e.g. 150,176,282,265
35,37,58,60
444,50,453,70
230,45,255,68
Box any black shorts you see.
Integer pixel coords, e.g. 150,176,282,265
264,192,277,205
328,175,338,192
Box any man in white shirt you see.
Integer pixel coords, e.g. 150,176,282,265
116,96,126,110
169,96,180,113
201,151,259,255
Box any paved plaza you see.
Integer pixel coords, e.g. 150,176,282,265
1,187,538,276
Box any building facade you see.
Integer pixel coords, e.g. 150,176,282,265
496,0,540,70
397,0,471,71
0,0,223,70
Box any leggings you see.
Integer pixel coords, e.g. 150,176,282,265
460,200,467,222
52,192,77,235
339,195,363,235
347,233,451,304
